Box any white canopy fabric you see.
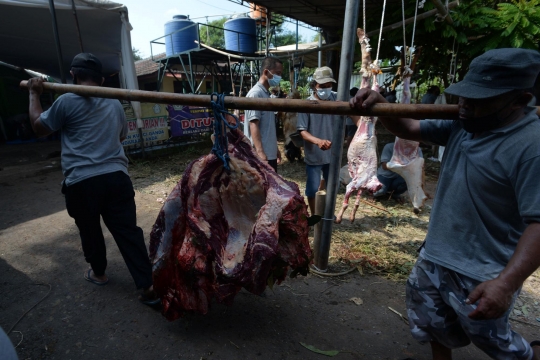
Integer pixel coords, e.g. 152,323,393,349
0,0,143,123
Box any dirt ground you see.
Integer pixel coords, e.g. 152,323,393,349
1,140,540,360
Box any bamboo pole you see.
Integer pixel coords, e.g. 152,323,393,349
20,81,540,118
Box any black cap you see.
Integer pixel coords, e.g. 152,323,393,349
70,53,102,76
445,48,540,99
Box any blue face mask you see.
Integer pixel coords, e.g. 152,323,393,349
268,71,281,87
317,87,332,100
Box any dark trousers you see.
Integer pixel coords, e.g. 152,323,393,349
267,159,278,172
64,171,153,289
377,174,407,197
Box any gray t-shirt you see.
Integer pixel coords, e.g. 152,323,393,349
377,142,422,179
420,107,540,282
40,93,129,186
244,83,277,161
297,92,338,165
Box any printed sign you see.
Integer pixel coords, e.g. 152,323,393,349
122,102,169,148
168,105,214,137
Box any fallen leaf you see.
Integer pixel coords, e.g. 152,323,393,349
349,297,363,305
300,342,339,357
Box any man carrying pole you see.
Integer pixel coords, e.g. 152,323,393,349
26,53,159,306
351,48,540,359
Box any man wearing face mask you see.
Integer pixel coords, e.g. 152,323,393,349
351,48,540,360
245,57,283,172
297,66,339,214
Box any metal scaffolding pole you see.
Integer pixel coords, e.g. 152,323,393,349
314,0,360,271
70,0,84,52
318,28,322,68
48,0,66,84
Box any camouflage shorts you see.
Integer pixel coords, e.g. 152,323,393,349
406,249,533,360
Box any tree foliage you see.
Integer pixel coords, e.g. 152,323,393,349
270,13,303,47
132,47,143,61
363,0,540,88
199,17,227,48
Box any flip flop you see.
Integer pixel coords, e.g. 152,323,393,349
84,269,109,286
139,291,161,306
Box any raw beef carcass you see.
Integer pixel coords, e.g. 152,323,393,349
335,28,382,224
387,74,427,214
149,128,311,320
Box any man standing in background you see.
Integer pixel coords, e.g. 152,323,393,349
245,57,283,172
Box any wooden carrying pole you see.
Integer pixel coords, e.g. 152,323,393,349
20,81,540,119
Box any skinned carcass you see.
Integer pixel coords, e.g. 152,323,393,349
335,28,382,224
387,56,427,214
149,129,311,320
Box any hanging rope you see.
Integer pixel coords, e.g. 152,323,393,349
370,0,387,74
409,0,420,67
360,0,372,55
401,0,420,77
448,36,459,84
362,0,366,34
210,93,239,171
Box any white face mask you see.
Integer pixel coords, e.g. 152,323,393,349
317,88,332,100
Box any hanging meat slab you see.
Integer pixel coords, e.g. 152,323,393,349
388,75,427,214
335,28,382,224
149,129,312,320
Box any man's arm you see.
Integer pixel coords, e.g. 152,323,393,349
28,78,53,138
249,120,267,160
299,130,331,150
350,88,422,142
467,222,540,320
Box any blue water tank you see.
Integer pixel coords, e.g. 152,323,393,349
224,17,257,54
164,15,198,57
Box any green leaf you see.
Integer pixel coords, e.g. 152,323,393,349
307,215,322,226
299,343,340,357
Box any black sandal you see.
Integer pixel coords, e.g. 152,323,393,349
139,291,161,306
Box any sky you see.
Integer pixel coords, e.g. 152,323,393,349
119,0,317,59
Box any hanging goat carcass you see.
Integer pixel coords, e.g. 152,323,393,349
149,128,312,321
335,28,382,224
387,49,427,214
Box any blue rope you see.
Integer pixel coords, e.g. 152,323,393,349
210,93,239,171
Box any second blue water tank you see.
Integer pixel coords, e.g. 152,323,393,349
224,17,257,54
164,15,198,57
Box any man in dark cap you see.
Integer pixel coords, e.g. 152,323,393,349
26,53,159,306
351,48,540,359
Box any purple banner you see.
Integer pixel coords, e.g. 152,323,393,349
168,105,214,137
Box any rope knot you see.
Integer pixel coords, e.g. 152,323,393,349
403,66,414,76
210,93,240,171
370,60,382,75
